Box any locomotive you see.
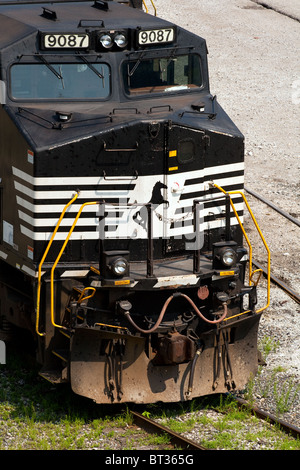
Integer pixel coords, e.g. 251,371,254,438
0,0,270,403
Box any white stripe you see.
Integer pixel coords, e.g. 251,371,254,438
20,219,243,241
12,167,34,185
0,250,8,260
16,196,35,212
13,164,245,240
16,197,98,214
210,175,244,187
175,196,243,214
18,210,99,227
13,163,244,187
203,162,244,176
20,225,100,241
15,183,131,200
12,167,107,186
14,181,35,199
60,270,89,278
21,265,36,277
170,202,245,222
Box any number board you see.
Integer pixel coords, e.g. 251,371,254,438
41,33,90,49
138,28,175,46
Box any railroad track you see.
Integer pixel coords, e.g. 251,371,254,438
130,395,300,451
245,187,300,228
253,259,300,304
244,187,300,304
130,410,206,450
232,396,300,441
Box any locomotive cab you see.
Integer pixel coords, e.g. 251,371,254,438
0,0,270,404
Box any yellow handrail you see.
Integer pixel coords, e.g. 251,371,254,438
77,287,96,304
35,192,79,336
149,0,157,16
50,201,98,330
142,0,157,15
39,184,270,333
213,184,270,314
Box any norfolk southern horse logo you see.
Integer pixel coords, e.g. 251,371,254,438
133,181,169,229
98,180,169,238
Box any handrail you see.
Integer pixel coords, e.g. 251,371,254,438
77,287,96,304
39,184,270,333
213,183,271,314
142,0,157,15
50,201,98,331
35,191,79,336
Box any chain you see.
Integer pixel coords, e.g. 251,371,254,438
154,208,194,224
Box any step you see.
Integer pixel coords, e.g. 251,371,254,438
39,370,67,384
52,349,69,363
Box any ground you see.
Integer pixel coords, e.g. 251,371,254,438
154,0,300,425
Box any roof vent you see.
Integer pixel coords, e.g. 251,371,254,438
41,7,57,21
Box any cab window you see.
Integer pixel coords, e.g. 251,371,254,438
123,54,202,95
10,62,110,100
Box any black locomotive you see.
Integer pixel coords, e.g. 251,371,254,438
0,0,270,403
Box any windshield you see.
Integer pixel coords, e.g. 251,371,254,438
10,62,110,100
123,53,202,95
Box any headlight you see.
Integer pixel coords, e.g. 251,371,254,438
99,34,113,49
114,33,127,48
110,258,128,277
220,248,237,267
98,31,128,50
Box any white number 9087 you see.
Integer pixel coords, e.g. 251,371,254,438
138,28,174,45
43,34,89,48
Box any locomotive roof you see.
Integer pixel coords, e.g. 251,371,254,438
0,0,177,50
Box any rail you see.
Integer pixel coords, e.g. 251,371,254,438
48,200,154,331
130,410,206,450
35,191,79,336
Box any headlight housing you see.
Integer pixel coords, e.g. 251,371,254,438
98,30,128,50
100,250,130,282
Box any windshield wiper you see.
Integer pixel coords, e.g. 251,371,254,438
76,53,104,80
36,54,63,80
127,51,147,77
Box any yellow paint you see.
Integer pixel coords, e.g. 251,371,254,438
114,279,130,285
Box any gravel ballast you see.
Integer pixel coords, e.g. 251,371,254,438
153,0,300,428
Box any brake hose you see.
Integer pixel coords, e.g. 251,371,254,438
123,292,228,334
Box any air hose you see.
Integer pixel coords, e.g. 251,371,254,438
123,292,228,334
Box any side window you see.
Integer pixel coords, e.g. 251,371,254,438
123,53,202,95
178,139,195,163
